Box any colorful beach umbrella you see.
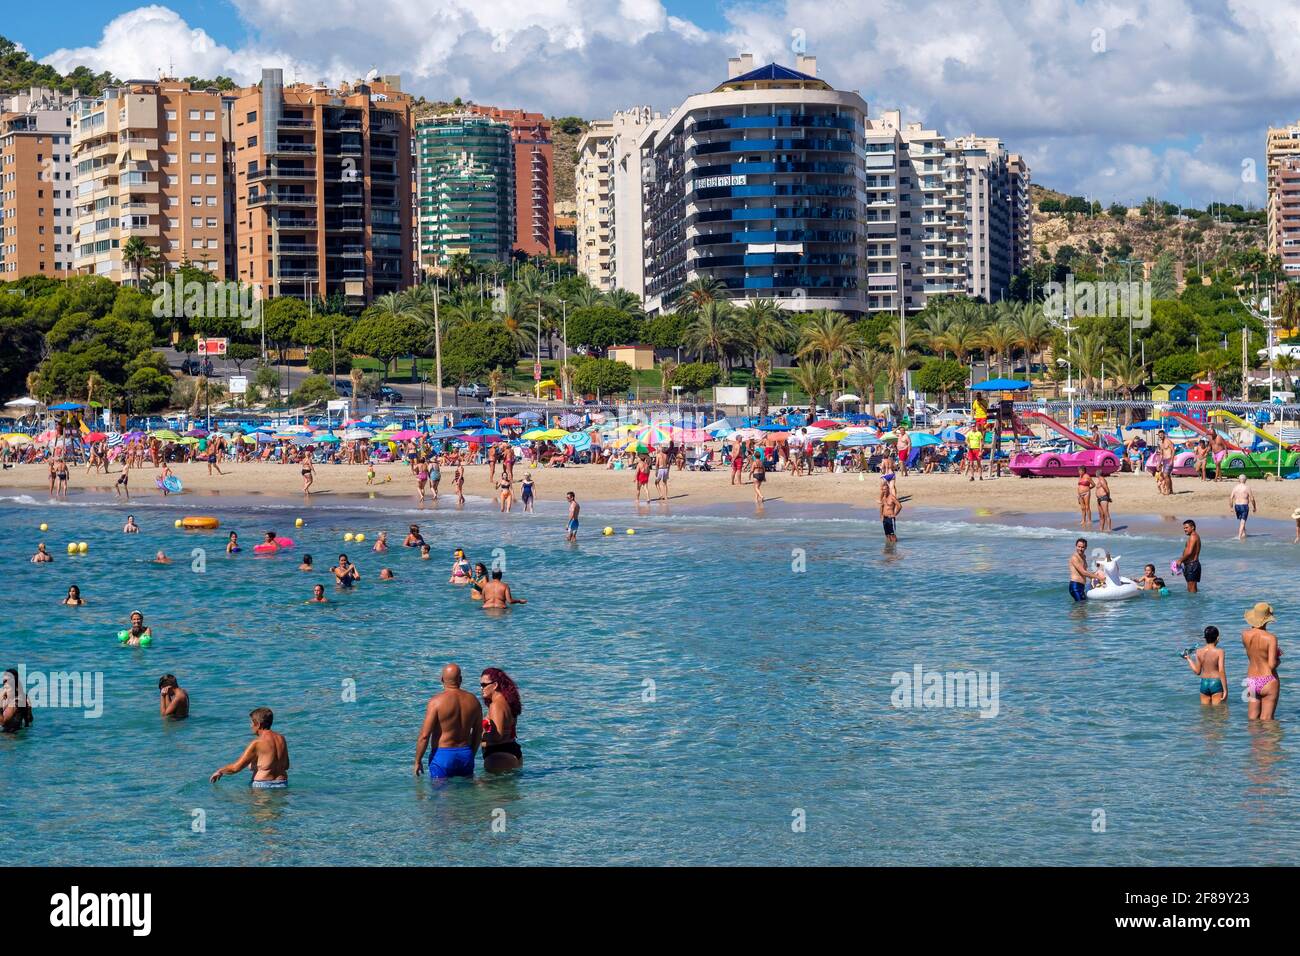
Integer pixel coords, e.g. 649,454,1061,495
341,428,374,440
149,429,181,441
559,432,592,451
84,431,108,443
499,417,523,427
388,429,421,441
521,428,550,440
909,433,942,447
635,424,673,446
1,432,32,444
620,439,650,454
822,430,849,442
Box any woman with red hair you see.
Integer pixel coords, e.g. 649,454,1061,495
479,667,523,772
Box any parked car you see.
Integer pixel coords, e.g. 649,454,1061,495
179,357,214,376
333,380,353,397
374,385,404,403
457,383,490,400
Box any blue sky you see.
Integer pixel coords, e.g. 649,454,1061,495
2,0,1284,208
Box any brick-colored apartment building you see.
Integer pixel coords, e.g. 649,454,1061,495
232,69,414,304
69,79,230,283
465,105,553,257
1267,120,1300,279
1,87,76,278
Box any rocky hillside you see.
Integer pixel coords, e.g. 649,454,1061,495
1029,184,1265,275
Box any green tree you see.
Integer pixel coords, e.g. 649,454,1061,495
670,361,722,396
572,357,634,396
913,357,969,406
566,305,639,349
1152,352,1199,383
441,320,520,384
343,303,424,380
290,374,339,407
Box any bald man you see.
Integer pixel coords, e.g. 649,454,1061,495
413,663,483,779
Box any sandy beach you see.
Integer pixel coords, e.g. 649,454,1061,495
5,459,1299,526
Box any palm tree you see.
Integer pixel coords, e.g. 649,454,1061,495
368,291,416,381
684,299,736,365
1196,349,1231,393
1010,302,1054,378
1108,353,1149,424
979,320,1019,379
443,253,475,289
734,298,788,368
882,344,923,413
487,366,505,402
122,236,154,289
1274,353,1297,392
797,309,860,392
1067,330,1112,399
677,276,724,313
658,357,678,400
847,350,890,416
754,357,773,420
603,288,644,319
790,360,832,422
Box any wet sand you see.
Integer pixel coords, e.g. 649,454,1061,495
5,459,1299,531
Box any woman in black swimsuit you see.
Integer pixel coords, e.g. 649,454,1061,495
479,667,523,771
333,553,359,588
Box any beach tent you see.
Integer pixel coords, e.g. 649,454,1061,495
909,433,942,447
4,397,42,408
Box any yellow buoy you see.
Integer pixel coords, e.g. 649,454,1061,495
355,533,365,543
174,519,183,528
626,528,636,536
78,542,88,553
602,526,614,536
66,542,77,554
295,518,304,528
39,523,48,532
343,532,354,542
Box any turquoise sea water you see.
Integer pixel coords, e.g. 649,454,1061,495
2,492,1299,866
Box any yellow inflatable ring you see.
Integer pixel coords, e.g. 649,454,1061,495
181,516,220,530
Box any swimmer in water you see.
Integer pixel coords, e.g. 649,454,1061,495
261,531,279,552
565,491,580,542
1,669,34,734
226,532,241,554
159,674,189,719
379,568,395,580
1183,626,1227,706
420,544,431,561
479,667,524,772
1068,538,1104,602
469,562,489,601
61,584,84,606
1176,520,1201,593
31,543,53,563
210,706,289,788
308,584,328,603
298,554,313,572
153,550,172,565
479,570,526,609
333,554,359,588
1137,564,1159,590
1230,476,1256,541
449,549,471,584
413,663,482,779
1242,603,1281,721
373,531,389,554
123,515,139,534
124,611,152,647
498,473,513,513
404,525,425,548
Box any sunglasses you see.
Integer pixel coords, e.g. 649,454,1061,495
479,681,495,688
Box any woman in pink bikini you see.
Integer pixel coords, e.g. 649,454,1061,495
1242,602,1281,721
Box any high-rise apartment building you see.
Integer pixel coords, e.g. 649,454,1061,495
575,106,661,295
231,70,414,305
415,114,514,266
70,79,229,283
637,54,1030,316
0,87,75,278
1266,121,1300,277
1008,154,1032,277
466,105,553,257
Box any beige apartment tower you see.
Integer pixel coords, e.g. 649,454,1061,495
70,79,230,283
1266,121,1300,278
232,70,414,305
0,87,75,278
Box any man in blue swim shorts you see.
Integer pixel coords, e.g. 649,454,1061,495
413,663,482,779
565,491,580,542
1069,537,1103,601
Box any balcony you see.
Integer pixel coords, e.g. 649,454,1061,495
274,242,319,254
278,117,316,130
249,168,317,181
249,192,317,206
277,268,319,280
269,142,316,156
275,217,318,230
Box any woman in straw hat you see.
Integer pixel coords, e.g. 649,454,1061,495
1242,603,1281,721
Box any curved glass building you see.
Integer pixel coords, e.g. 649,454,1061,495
642,56,868,315
415,115,514,266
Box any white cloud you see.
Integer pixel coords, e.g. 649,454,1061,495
33,0,1295,205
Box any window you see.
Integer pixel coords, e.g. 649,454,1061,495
189,132,200,142
190,174,202,185
166,154,177,164
205,131,216,142
168,218,178,228
190,196,203,206
205,174,216,185
188,110,200,120
246,111,257,124
191,216,203,228
166,131,177,142
206,217,217,228
204,110,215,121
190,153,201,163
192,238,204,248
166,110,177,121
247,136,258,148
205,153,216,164
206,196,217,206
206,239,217,249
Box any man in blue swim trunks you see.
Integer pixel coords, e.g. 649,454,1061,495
1068,537,1104,601
413,663,482,779
565,491,580,542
